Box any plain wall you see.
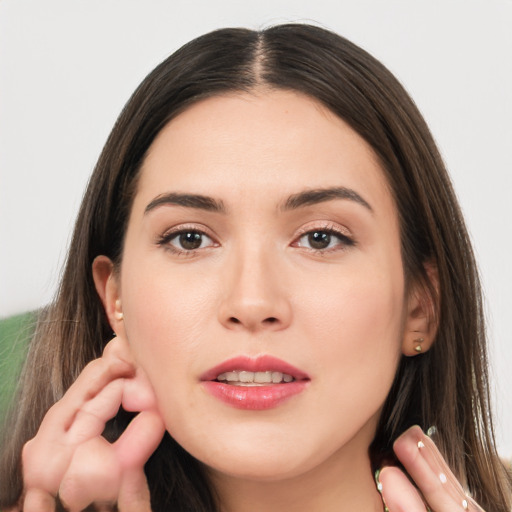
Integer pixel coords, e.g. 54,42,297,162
1,0,511,456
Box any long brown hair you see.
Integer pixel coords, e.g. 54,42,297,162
1,24,510,511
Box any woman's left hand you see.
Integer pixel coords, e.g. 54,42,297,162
378,426,486,511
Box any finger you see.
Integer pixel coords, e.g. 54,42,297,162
118,468,152,512
22,378,126,494
393,426,481,511
58,437,120,512
67,379,124,442
41,351,133,436
114,410,166,469
23,488,56,512
22,436,70,497
56,344,134,427
121,367,159,412
378,466,427,512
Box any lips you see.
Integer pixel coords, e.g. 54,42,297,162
200,355,309,382
200,355,310,410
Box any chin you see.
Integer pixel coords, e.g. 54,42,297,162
174,425,335,483
204,452,316,483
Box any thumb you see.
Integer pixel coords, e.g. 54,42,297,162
118,468,152,512
115,410,166,469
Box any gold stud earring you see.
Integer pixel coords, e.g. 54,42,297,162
114,299,124,320
414,337,424,353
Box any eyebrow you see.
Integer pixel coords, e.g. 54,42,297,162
144,186,372,215
281,187,373,213
145,193,226,214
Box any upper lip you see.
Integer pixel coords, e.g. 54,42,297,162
200,355,310,382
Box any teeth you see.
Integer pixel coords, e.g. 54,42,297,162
216,370,295,385
239,371,253,383
254,371,272,383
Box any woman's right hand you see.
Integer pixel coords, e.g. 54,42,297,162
19,337,166,512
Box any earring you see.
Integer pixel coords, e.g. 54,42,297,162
414,337,424,353
114,299,124,320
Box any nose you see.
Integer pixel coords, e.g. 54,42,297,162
217,247,292,332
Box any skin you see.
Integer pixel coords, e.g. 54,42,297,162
18,90,484,511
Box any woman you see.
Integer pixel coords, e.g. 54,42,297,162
0,24,510,511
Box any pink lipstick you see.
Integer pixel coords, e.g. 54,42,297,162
201,355,310,410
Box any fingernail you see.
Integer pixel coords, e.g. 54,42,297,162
374,468,383,491
439,472,447,483
374,469,390,512
427,425,437,438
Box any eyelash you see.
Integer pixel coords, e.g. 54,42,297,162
157,224,355,256
157,225,218,257
292,224,355,254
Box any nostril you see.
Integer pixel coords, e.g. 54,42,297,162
228,316,278,325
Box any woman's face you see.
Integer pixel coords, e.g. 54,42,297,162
116,90,411,481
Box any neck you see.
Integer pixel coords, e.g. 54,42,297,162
208,430,384,512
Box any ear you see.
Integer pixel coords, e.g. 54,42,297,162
401,263,439,357
92,255,125,337
94,259,159,412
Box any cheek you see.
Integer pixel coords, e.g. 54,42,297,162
297,256,405,346
119,260,219,397
295,260,405,405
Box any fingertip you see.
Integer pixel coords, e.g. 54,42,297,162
121,368,159,412
109,358,136,379
393,425,424,463
102,335,136,368
394,425,423,445
378,466,426,512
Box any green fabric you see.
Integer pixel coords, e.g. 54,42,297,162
0,311,36,424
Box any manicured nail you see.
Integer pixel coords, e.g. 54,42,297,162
374,468,383,492
427,425,437,437
374,469,390,512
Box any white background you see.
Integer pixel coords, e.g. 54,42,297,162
0,0,511,456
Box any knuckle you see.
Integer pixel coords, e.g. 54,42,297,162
83,357,104,376
59,456,121,508
58,473,83,509
21,438,35,465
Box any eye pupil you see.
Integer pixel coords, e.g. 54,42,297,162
308,231,331,249
179,231,202,250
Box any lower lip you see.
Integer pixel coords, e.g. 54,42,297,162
202,381,308,410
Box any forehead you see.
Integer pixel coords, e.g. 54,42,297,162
136,90,392,212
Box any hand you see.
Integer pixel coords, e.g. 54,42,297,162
20,337,166,512
378,425,485,511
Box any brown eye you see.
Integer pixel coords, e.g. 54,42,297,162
179,231,202,250
296,229,354,252
307,231,331,249
167,230,213,251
